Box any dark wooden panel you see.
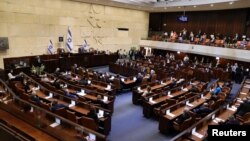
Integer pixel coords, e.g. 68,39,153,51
149,8,249,37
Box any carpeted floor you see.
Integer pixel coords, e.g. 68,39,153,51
107,92,172,141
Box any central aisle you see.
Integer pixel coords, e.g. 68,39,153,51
107,92,172,141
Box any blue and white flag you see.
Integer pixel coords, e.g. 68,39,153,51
66,27,73,52
82,39,89,50
47,40,54,54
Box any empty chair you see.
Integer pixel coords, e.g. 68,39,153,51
80,116,98,131
66,110,80,123
113,78,122,92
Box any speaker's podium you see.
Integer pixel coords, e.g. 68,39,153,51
57,47,65,54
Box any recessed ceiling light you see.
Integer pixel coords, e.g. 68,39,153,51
229,1,234,5
210,4,214,7
193,5,197,8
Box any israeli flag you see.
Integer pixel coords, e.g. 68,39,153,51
66,27,73,52
47,40,54,54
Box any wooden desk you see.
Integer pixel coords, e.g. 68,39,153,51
189,109,235,141
69,106,89,115
159,93,211,134
0,108,58,141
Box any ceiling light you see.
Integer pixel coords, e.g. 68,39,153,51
229,1,234,5
193,5,197,8
177,51,180,54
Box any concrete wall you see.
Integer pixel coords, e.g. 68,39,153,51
0,0,149,68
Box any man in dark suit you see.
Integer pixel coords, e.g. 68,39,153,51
33,56,42,67
235,98,250,116
88,106,99,124
175,107,191,124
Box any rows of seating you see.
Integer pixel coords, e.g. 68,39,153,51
10,74,112,136
1,79,107,141
170,78,250,141
35,72,115,113
0,118,36,141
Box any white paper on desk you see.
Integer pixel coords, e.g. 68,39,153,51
192,128,204,139
186,101,194,107
98,110,104,118
69,100,76,107
50,118,61,128
81,89,85,93
133,77,137,81
89,133,96,141
201,94,204,98
77,91,86,96
110,76,114,80
227,106,237,111
103,96,108,102
149,97,156,104
106,85,111,90
88,80,91,84
237,99,243,103
243,85,250,88
166,110,175,117
149,97,153,102
137,87,142,92
240,92,247,95
215,117,224,122
45,93,53,99
182,88,188,92
121,78,125,82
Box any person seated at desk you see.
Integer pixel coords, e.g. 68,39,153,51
175,107,191,124
142,86,151,97
136,73,144,85
72,64,80,74
169,78,177,89
33,56,42,67
54,68,61,77
211,83,222,96
219,116,240,125
96,95,104,105
8,70,23,81
88,105,99,123
234,98,250,117
30,90,41,105
49,100,67,112
52,78,62,89
23,79,32,93
190,84,200,92
64,88,78,100
193,102,213,115
79,77,89,86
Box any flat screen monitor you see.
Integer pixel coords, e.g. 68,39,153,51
177,15,188,22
